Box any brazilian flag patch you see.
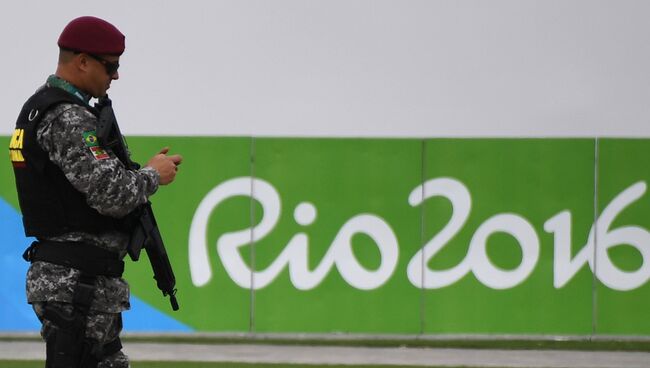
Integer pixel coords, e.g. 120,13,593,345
83,131,109,160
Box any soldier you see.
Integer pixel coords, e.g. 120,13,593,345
9,16,182,367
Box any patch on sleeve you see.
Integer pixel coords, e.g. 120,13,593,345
82,131,110,160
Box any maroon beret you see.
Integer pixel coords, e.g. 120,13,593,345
57,16,125,55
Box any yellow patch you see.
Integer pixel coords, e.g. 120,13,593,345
9,149,24,162
9,129,24,149
9,129,26,167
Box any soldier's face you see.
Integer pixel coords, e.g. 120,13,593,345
85,54,120,97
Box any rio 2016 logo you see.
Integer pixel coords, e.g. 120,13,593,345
189,177,650,292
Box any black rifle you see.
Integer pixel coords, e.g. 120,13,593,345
95,96,179,311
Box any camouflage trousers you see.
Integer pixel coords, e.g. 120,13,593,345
32,302,129,368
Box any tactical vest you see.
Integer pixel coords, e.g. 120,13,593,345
10,87,122,237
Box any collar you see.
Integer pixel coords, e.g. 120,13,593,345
46,75,92,105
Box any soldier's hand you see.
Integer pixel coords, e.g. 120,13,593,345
146,147,183,185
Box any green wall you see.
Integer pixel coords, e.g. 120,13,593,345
2,137,649,335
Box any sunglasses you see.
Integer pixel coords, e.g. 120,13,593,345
86,53,120,76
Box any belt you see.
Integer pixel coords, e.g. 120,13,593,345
23,241,124,277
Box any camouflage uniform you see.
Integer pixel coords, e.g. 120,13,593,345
26,75,159,368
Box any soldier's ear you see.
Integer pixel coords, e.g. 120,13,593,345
76,53,91,73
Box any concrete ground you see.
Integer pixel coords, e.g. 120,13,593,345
1,340,650,367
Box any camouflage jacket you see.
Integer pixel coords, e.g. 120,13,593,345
26,76,159,313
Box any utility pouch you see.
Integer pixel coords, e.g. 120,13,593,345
42,304,122,368
43,305,84,368
78,338,102,368
45,328,83,368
